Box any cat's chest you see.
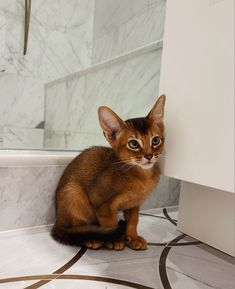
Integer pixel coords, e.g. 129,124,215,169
117,170,160,209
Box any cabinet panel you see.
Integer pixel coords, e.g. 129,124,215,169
159,0,234,192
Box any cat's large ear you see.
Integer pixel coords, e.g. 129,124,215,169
147,94,166,128
98,106,126,142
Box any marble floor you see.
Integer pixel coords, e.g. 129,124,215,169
0,207,234,289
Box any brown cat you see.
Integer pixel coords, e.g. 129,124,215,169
51,94,166,250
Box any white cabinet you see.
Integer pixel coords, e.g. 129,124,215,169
159,0,234,256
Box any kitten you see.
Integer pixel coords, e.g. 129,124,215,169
51,95,166,250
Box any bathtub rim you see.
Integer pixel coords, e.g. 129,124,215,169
0,149,80,167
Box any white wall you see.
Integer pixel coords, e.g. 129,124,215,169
159,0,234,192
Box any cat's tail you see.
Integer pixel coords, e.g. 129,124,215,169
51,220,126,246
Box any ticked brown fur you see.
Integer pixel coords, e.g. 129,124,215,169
51,95,166,250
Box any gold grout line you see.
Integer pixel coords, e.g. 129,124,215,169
159,234,186,289
0,274,154,289
23,246,87,289
162,208,177,226
148,240,201,247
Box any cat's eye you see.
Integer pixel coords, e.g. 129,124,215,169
152,136,161,146
128,139,140,150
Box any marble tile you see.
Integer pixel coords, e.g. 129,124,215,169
0,0,95,36
0,165,66,231
60,257,160,289
45,48,162,135
0,281,36,288
44,81,69,131
167,244,235,289
44,130,107,151
3,126,44,149
0,0,94,82
0,73,44,128
44,130,66,149
0,226,78,279
86,48,162,132
0,13,6,72
65,131,107,150
0,0,23,17
92,1,166,63
0,0,95,149
93,0,162,40
3,16,93,81
0,126,3,147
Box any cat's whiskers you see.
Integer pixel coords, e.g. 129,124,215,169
116,162,130,168
158,154,167,160
123,163,137,172
115,159,137,172
113,158,134,165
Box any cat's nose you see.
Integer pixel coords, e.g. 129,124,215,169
144,154,153,161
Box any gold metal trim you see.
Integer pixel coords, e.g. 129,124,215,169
23,0,32,55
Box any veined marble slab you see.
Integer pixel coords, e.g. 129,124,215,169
45,47,162,135
0,14,5,72
0,0,94,35
65,131,107,150
26,0,95,36
92,0,166,63
0,0,95,82
0,73,44,128
93,0,163,40
44,130,66,149
0,0,95,149
2,127,44,149
0,0,23,17
45,130,109,150
2,15,93,81
0,126,3,147
0,165,65,231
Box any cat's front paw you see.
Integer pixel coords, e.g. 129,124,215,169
84,240,104,250
105,240,125,251
126,236,147,250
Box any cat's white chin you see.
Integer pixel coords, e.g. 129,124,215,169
138,162,154,170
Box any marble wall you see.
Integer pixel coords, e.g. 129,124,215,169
0,165,65,231
45,46,163,149
0,0,95,80
92,0,166,63
0,0,166,149
0,0,95,149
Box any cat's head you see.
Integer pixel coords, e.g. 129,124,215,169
98,95,166,170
